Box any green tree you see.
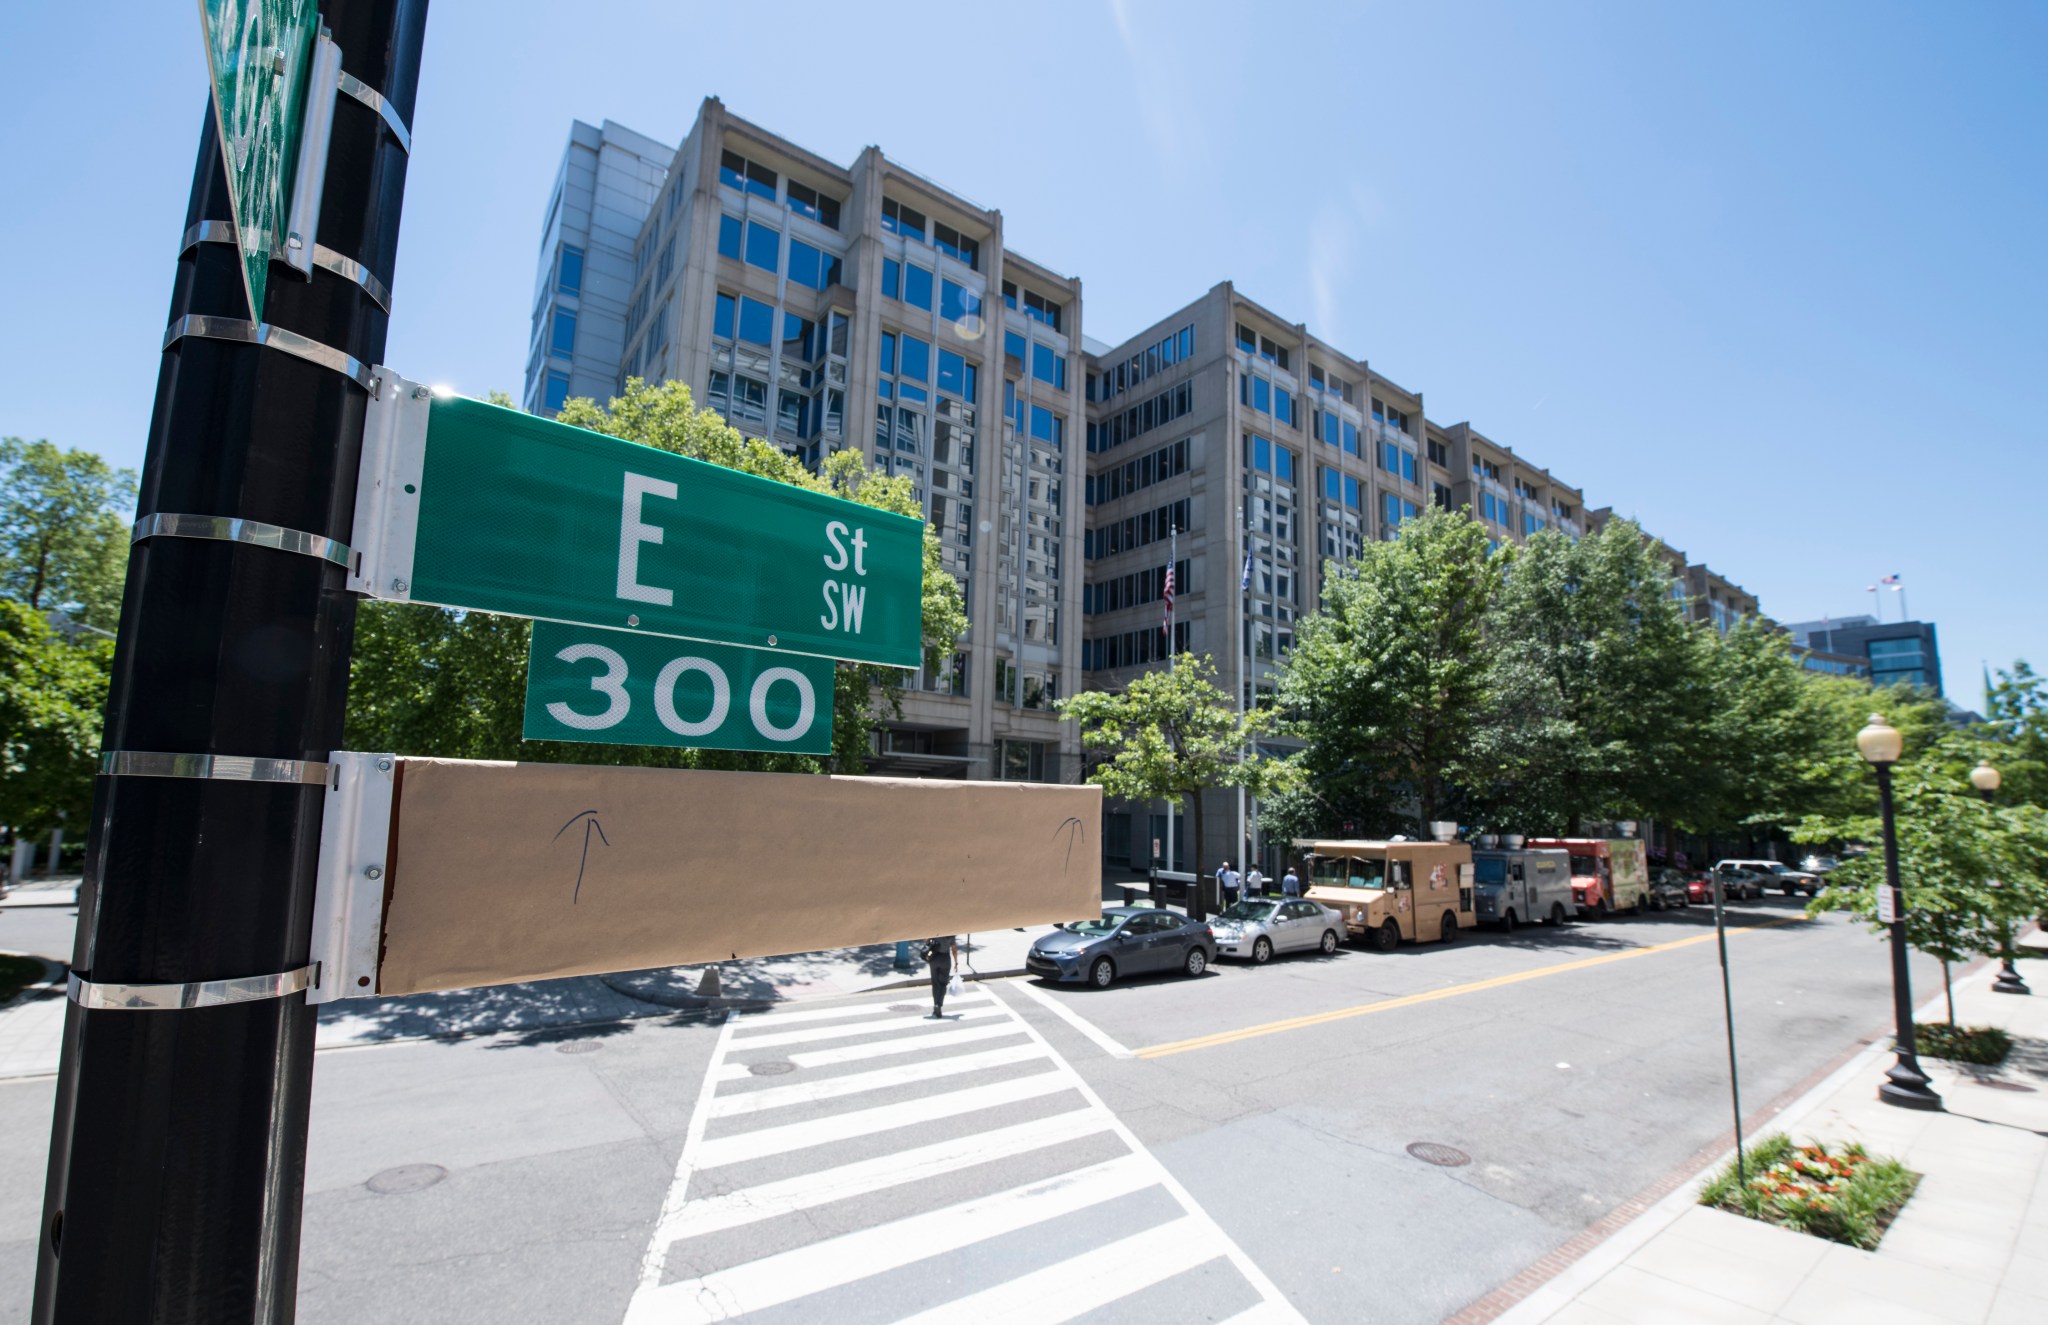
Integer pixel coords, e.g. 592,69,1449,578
1273,505,1507,836
1981,661,2048,809
1486,518,1713,833
0,601,112,843
346,380,966,770
0,437,138,630
1058,654,1286,899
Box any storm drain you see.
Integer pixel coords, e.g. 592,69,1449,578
748,1060,797,1077
367,1163,448,1195
555,1040,602,1055
1406,1142,1471,1168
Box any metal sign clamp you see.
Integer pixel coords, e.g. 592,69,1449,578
307,752,397,1003
69,965,319,1011
347,369,428,599
163,314,379,395
132,513,353,570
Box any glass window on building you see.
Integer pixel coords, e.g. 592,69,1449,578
784,179,841,229
718,214,742,261
898,333,931,383
941,280,981,327
550,309,577,358
744,221,780,273
543,370,570,413
932,221,979,270
903,263,934,311
881,197,927,240
556,246,583,296
737,296,774,346
720,149,777,201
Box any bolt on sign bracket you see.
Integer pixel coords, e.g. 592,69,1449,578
346,367,429,601
307,751,398,1003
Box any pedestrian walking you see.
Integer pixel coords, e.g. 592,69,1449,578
1281,865,1301,898
1215,860,1233,908
924,935,959,1018
1245,866,1266,897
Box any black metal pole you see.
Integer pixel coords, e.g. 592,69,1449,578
1711,874,1745,1183
34,4,427,1319
1983,786,2031,996
1875,763,1942,1111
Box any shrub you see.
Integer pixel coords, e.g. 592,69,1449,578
1700,1134,1918,1249
1913,1022,2012,1066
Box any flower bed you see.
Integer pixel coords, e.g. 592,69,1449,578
1914,1022,2013,1066
1699,1134,1919,1249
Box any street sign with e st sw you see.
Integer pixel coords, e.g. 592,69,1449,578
350,385,926,668
199,0,318,317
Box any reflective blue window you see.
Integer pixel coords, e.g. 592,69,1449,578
899,382,928,403
1030,405,1062,444
1178,327,1193,360
1402,450,1417,483
898,333,931,382
1276,445,1294,482
1253,376,1270,413
938,350,977,401
1032,344,1066,389
1323,467,1341,501
879,332,896,375
717,214,742,260
543,370,570,413
1343,420,1359,455
1253,435,1271,471
1005,330,1026,361
878,379,892,399
903,264,933,311
737,296,774,346
744,221,779,272
882,259,900,300
782,312,813,362
786,240,841,291
1274,387,1292,426
1345,475,1361,509
550,309,577,357
714,292,735,339
557,246,584,295
941,280,981,324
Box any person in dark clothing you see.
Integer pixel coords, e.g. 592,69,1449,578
925,935,958,1018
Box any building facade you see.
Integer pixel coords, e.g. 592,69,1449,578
525,101,1766,874
1784,617,1943,694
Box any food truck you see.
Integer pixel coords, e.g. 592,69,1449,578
1525,837,1649,917
1296,839,1476,950
1470,845,1575,929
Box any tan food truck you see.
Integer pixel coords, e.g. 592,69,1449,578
1296,839,1476,951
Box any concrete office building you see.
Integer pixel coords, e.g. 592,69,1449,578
524,101,1765,876
1784,616,1943,695
524,120,675,417
524,99,1085,782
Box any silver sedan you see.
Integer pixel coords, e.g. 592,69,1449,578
1209,898,1346,964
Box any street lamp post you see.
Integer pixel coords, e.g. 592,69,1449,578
1972,760,2030,997
1859,714,1943,1111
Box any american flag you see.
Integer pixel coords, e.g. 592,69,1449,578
1161,561,1175,638
1880,574,1902,586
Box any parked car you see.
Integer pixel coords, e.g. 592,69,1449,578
1026,908,1216,988
1800,853,1840,876
1646,868,1692,910
1714,858,1819,898
1711,864,1767,901
1683,874,1713,905
1209,898,1345,963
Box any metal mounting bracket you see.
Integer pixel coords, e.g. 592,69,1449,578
347,369,428,600
281,30,344,280
69,964,319,1011
132,512,352,569
163,314,379,395
307,751,397,1003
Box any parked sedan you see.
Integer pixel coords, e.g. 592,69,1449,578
1209,898,1345,964
1683,874,1713,905
1712,866,1767,901
1646,869,1692,911
1026,908,1216,988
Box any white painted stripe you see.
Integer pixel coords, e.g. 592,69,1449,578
1011,976,1136,1058
631,1010,736,1293
976,986,1309,1323
623,1154,1158,1325
707,1041,1047,1119
694,1068,1074,1169
724,1004,1002,1050
735,992,989,1027
1212,1302,1306,1324
886,1216,1214,1325
653,1108,1117,1245
712,1019,1027,1079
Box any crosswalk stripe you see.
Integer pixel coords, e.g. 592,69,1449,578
706,1041,1047,1119
724,1004,1003,1051
624,1154,1158,1325
653,1108,1116,1245
735,993,990,1028
694,1067,1074,1169
712,1019,1026,1079
884,1215,1215,1325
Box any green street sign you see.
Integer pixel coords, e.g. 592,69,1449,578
524,622,834,755
356,389,926,668
199,0,318,319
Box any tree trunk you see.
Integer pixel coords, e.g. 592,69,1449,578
1188,789,1208,919
1943,958,1954,1026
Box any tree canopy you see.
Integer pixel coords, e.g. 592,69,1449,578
0,601,111,839
0,437,136,631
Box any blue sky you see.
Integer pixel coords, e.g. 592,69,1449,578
3,1,2042,710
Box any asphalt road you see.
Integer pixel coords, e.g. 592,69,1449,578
0,891,1947,1323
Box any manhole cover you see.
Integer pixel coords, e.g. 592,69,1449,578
1406,1142,1471,1168
367,1163,448,1195
555,1040,602,1055
748,1060,797,1077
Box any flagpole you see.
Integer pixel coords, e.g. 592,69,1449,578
1166,524,1177,872
1236,506,1248,879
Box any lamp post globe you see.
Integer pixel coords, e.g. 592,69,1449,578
1974,760,2030,996
1861,715,1941,1110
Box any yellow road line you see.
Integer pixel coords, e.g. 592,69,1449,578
1134,915,1810,1060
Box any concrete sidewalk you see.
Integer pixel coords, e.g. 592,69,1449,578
1495,960,2048,1325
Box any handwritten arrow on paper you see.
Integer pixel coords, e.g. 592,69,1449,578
552,809,610,904
1054,816,1086,873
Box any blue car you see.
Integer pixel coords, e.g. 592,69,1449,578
1026,907,1216,988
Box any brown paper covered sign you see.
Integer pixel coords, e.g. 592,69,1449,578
377,759,1102,996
